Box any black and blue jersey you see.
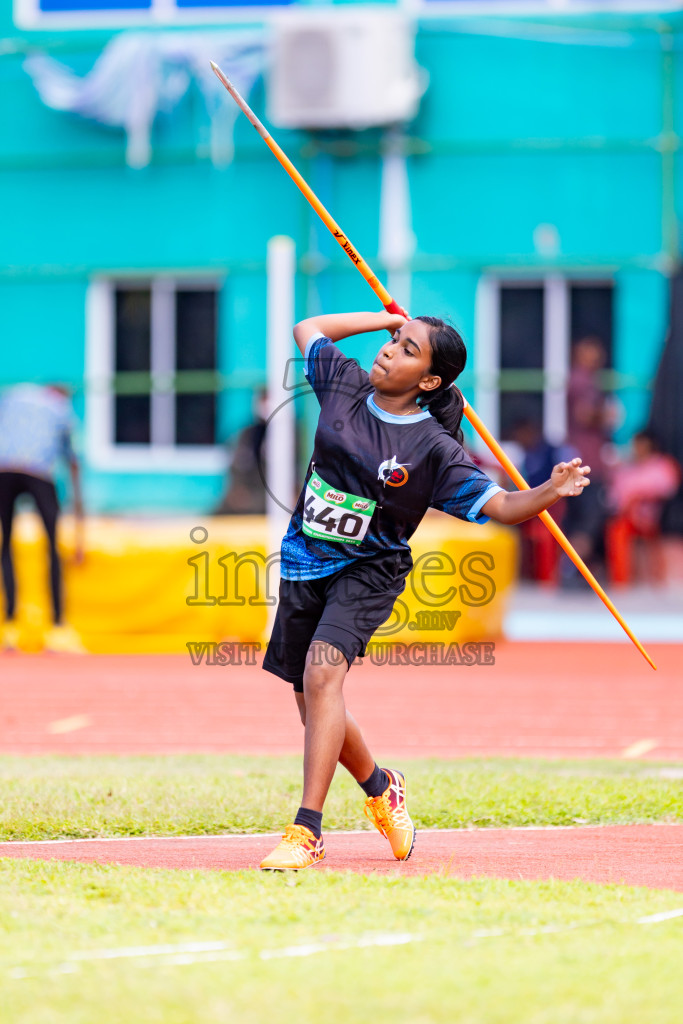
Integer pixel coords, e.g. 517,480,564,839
280,334,503,581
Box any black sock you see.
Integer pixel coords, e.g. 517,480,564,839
360,763,389,799
294,807,323,840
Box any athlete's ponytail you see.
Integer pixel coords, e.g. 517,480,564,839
414,316,467,445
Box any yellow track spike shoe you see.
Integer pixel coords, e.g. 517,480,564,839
364,768,416,861
2,620,20,652
43,624,87,655
260,824,326,871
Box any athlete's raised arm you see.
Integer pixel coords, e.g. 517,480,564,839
481,458,591,526
293,311,407,354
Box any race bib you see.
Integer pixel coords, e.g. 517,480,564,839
302,470,376,546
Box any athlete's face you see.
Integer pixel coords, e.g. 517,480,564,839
369,319,441,398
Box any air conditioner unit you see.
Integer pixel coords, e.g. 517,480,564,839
267,10,426,130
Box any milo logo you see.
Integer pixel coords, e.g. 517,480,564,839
311,478,322,490
352,500,371,511
324,489,346,505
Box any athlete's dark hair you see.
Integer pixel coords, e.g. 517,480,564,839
414,316,467,444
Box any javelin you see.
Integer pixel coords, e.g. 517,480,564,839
210,60,656,671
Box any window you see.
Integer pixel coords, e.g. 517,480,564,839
499,285,545,441
570,285,613,366
175,289,217,446
86,278,225,472
114,288,151,445
474,277,613,447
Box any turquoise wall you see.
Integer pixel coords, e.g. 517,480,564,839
1,8,681,511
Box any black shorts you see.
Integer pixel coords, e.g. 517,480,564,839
263,551,410,693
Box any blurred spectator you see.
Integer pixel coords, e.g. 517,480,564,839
511,419,572,584
0,384,84,652
605,429,681,585
512,419,573,489
562,336,613,584
214,389,269,514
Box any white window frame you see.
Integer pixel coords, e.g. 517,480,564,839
85,276,227,473
17,0,679,28
408,0,679,16
14,0,298,30
474,275,612,449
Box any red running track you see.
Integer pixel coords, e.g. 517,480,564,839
3,826,683,891
1,643,681,759
3,644,683,891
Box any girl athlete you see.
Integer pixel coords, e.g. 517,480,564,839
260,310,590,870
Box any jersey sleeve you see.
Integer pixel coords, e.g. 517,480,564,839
430,443,504,525
303,333,369,407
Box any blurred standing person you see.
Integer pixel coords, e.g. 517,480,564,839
511,419,573,583
512,419,573,491
606,429,681,584
214,389,269,514
562,336,613,584
0,384,84,652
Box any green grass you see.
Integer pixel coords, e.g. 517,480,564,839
1,859,683,1024
1,755,682,840
3,758,683,1022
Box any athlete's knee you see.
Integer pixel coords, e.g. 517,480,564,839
303,642,346,697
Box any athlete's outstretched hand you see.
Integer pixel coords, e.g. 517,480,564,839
551,458,591,497
483,456,591,525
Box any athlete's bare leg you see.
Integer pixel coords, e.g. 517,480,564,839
298,641,375,811
295,689,375,786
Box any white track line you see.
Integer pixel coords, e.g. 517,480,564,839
3,822,682,849
636,907,683,924
259,932,418,960
0,833,288,847
7,932,420,979
7,912,683,980
622,739,659,759
46,715,91,735
68,941,231,961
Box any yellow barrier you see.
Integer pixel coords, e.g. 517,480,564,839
9,512,518,653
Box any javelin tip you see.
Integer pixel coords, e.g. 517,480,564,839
210,60,235,93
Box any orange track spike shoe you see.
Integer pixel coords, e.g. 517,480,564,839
364,768,416,861
260,824,326,871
